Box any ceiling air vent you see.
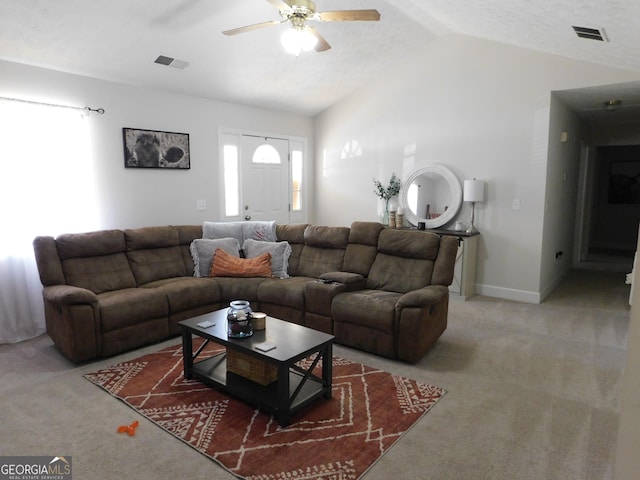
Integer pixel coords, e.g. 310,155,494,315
572,26,608,42
154,55,190,69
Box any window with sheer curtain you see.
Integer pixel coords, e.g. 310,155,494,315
0,98,99,343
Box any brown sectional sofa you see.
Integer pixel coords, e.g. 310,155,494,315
33,221,458,364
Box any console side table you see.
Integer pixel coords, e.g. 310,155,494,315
426,228,479,299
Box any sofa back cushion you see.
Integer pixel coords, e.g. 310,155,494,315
296,225,350,278
431,235,458,286
33,236,66,286
366,229,441,293
175,225,203,275
56,230,136,294
276,223,308,276
342,221,384,277
125,226,187,285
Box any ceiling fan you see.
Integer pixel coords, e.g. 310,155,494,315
222,0,381,54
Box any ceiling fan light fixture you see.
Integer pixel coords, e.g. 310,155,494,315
281,26,317,55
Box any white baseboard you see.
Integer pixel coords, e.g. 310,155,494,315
475,284,541,304
538,271,569,303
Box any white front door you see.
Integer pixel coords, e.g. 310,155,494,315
240,135,290,224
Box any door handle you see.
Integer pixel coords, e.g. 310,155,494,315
245,215,252,221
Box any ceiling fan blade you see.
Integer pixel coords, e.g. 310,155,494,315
264,0,291,10
223,20,282,36
308,27,331,52
317,9,381,22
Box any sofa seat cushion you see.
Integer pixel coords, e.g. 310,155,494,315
332,289,400,359
257,276,315,310
141,277,220,313
332,289,402,333
214,277,267,303
98,288,168,332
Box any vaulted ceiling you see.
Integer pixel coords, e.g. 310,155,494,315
2,0,640,118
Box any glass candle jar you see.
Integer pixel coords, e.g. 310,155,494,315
227,300,253,338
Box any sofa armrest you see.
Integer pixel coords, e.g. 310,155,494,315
306,272,366,320
396,285,449,309
43,285,98,305
42,285,100,363
319,271,365,291
395,285,450,363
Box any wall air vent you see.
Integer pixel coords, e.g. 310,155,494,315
154,55,190,69
572,26,608,42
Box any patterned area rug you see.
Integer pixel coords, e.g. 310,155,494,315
84,341,446,479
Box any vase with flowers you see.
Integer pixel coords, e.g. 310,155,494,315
373,173,401,226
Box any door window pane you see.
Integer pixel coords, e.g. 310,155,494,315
224,145,239,217
252,144,281,164
292,150,303,211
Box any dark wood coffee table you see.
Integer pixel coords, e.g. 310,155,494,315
179,310,334,426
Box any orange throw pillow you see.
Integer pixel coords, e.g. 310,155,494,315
210,248,272,278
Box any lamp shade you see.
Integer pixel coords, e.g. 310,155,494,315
463,179,485,203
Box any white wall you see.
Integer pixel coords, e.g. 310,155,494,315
539,95,585,296
0,59,313,231
314,34,640,301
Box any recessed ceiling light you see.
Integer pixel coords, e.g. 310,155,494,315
572,26,608,42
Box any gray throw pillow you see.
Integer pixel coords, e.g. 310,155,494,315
202,222,244,243
202,221,277,243
242,238,292,279
190,238,241,277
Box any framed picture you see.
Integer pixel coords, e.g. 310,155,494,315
123,127,190,169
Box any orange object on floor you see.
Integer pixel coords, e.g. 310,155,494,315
117,420,139,436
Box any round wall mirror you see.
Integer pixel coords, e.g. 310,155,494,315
400,164,462,229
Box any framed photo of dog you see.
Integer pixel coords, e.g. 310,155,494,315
123,127,190,169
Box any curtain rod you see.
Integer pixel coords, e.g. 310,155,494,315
0,96,105,115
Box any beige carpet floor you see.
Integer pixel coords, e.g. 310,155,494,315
0,269,630,480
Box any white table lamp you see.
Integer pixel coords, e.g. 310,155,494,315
463,179,485,233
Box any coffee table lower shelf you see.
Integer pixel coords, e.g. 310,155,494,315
191,353,327,425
